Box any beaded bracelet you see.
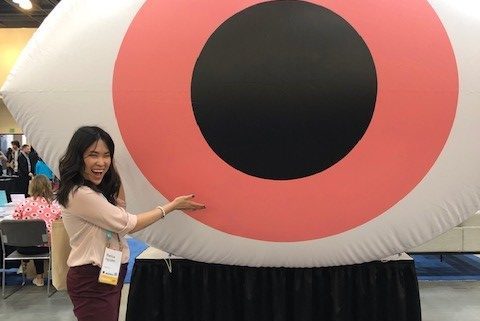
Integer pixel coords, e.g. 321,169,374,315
157,206,166,218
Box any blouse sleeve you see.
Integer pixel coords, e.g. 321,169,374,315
67,186,138,237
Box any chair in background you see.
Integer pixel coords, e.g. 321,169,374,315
0,219,55,298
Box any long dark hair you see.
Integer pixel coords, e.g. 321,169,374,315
56,126,121,207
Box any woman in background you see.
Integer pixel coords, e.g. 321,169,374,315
13,174,62,286
0,150,7,174
5,147,14,175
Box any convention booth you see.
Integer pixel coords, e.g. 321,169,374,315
126,249,420,321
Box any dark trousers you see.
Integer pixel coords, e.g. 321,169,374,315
17,246,49,274
67,263,128,321
13,174,30,196
17,176,30,197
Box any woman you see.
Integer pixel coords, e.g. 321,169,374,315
0,150,7,174
57,126,205,321
13,174,62,286
5,147,14,175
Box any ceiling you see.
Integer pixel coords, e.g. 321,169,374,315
0,0,59,28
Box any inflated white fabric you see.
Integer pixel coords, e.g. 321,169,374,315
1,0,480,267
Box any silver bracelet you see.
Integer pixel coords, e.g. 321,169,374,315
157,206,166,218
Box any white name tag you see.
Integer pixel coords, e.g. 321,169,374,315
98,247,122,285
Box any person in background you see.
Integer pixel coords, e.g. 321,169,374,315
29,146,39,175
57,126,206,321
35,157,54,181
5,147,14,175
17,144,33,196
13,174,62,287
9,141,20,175
0,150,7,175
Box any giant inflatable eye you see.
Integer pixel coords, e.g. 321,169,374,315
2,0,480,267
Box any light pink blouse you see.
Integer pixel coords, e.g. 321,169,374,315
61,186,138,267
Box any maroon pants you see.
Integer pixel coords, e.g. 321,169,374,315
67,263,128,321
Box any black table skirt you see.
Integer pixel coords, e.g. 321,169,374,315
0,178,15,201
0,176,25,199
126,258,421,321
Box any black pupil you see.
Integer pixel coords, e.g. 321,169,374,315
191,1,377,180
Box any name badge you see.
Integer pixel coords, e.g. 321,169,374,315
98,247,122,285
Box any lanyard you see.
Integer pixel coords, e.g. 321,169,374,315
99,231,123,286
105,230,123,251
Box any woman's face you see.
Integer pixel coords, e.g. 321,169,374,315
82,139,111,185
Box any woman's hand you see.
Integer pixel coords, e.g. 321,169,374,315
172,194,206,211
130,194,206,233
